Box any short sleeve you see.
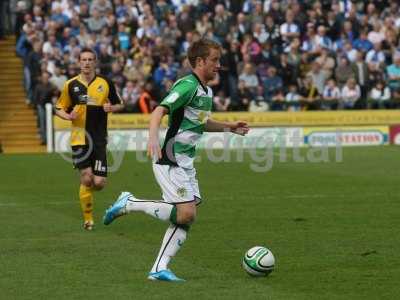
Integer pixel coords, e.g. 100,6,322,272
106,77,123,105
55,82,72,111
159,81,196,113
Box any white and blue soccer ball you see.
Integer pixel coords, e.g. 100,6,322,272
242,246,275,277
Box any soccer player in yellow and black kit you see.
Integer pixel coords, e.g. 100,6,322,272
55,48,124,230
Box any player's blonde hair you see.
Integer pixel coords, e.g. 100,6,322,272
187,38,222,68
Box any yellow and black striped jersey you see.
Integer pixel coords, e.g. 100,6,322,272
56,74,122,146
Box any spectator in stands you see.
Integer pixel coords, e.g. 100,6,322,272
353,29,373,53
26,40,43,104
322,79,341,110
213,4,232,43
235,12,250,37
90,0,113,17
307,61,327,96
110,61,125,92
14,0,28,41
50,64,67,93
122,80,141,113
249,94,269,113
225,40,241,105
315,48,335,79
335,56,355,88
391,88,400,109
248,1,264,25
195,13,212,37
315,25,333,52
298,51,312,79
33,71,56,144
66,62,79,78
153,59,171,95
238,63,259,96
342,20,355,43
280,9,300,47
117,23,131,52
264,14,281,52
301,22,318,55
162,14,182,52
136,15,159,40
267,0,283,24
383,25,398,60
177,4,195,36
176,57,192,79
366,42,386,75
351,50,369,103
368,21,385,45
235,80,252,111
50,6,69,28
370,80,391,109
253,22,268,45
299,75,320,110
262,66,283,102
87,8,107,34
98,44,113,75
270,89,286,111
63,36,80,55
138,81,157,114
241,34,262,64
287,38,301,68
213,90,231,112
343,40,357,62
386,53,400,91
285,84,302,111
278,53,296,87
325,10,341,41
341,78,361,109
365,3,380,26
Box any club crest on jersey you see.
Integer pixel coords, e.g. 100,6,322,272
165,92,179,103
177,187,187,198
73,86,80,93
97,84,104,93
78,94,96,105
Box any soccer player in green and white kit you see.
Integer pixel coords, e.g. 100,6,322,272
103,38,249,282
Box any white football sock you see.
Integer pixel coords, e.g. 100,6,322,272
125,196,173,222
151,224,187,273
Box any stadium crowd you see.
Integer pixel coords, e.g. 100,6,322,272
13,0,400,114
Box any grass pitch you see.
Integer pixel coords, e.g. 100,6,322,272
0,147,399,300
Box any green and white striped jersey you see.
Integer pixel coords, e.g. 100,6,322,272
158,73,212,169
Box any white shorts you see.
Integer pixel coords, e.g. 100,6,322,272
152,163,201,204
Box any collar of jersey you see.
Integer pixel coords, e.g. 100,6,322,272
190,72,207,93
77,74,97,87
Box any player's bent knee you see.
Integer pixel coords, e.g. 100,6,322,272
93,177,106,190
175,202,197,224
177,209,196,224
81,175,93,187
80,168,94,187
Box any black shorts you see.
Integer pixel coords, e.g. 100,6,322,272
71,145,107,177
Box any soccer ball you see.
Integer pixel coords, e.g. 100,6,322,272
242,246,275,277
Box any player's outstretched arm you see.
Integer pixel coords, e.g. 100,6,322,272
103,102,124,113
147,106,169,160
205,119,249,136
